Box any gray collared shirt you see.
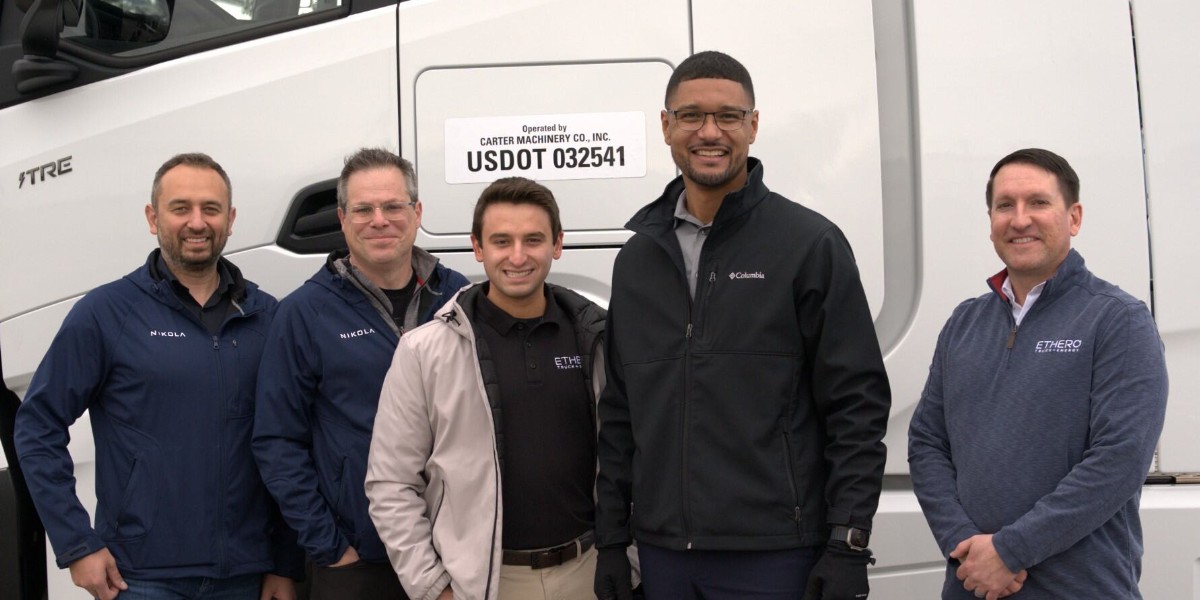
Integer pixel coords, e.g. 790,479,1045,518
673,191,712,299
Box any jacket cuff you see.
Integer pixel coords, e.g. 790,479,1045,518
991,529,1029,573
943,523,983,557
825,508,872,531
311,536,351,568
55,532,106,569
420,571,452,600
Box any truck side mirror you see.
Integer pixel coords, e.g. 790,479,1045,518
12,0,172,95
11,0,82,93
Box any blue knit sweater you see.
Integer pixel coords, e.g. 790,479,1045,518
909,250,1168,599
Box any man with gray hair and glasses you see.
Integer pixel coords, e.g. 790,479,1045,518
254,147,468,600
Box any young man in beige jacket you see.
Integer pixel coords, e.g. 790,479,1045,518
366,177,628,600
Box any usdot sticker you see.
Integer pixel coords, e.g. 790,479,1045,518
444,112,647,183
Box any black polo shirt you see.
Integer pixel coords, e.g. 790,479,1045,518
473,284,595,550
157,255,234,336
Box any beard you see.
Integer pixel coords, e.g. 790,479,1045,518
159,231,226,273
675,146,746,190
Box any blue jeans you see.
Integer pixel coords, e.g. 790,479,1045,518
120,574,260,599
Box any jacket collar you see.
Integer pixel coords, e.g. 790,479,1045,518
626,156,770,239
436,282,605,342
136,249,261,313
987,248,1087,305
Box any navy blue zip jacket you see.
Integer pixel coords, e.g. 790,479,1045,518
14,251,298,580
252,250,469,566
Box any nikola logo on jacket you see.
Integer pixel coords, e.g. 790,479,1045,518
728,271,765,280
339,327,377,340
149,330,187,338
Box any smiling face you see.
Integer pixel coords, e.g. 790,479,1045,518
472,201,563,318
662,77,758,197
338,166,422,283
989,162,1083,293
145,165,235,274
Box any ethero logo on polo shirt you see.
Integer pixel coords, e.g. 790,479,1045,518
149,330,186,338
340,327,377,340
554,355,582,370
728,271,765,280
1035,339,1083,353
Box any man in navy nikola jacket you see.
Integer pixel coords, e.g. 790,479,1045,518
253,148,469,600
15,153,299,600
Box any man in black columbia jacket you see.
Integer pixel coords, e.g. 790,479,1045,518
594,51,891,600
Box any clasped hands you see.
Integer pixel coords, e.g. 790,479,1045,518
949,534,1028,599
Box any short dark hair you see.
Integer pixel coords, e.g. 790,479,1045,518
986,148,1080,208
472,177,562,240
337,147,418,210
665,50,755,108
151,153,231,208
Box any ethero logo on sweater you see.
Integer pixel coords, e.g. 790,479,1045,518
728,271,765,280
1035,339,1083,353
554,355,582,370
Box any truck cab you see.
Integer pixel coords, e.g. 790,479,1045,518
3,1,1199,598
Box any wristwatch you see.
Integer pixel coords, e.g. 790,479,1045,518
831,525,870,551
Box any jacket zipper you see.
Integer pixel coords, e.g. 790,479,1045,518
212,333,227,574
467,310,499,600
155,282,260,576
681,285,696,549
212,306,254,575
681,268,717,550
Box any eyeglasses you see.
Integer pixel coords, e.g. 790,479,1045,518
667,109,752,132
345,201,417,223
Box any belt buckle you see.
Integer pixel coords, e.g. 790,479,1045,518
529,548,564,569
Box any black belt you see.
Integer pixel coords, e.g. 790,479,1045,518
502,531,594,570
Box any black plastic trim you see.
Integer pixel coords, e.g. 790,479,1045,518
276,178,346,255
1,345,47,600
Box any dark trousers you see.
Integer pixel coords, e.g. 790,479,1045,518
638,542,820,600
309,560,408,600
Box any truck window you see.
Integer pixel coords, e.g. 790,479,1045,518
60,0,343,57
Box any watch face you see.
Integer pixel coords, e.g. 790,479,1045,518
849,528,869,548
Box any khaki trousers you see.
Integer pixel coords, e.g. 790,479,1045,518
498,545,598,600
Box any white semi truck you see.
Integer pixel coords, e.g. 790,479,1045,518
2,0,1199,597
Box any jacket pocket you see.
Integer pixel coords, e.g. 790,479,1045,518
430,480,447,526
225,335,259,419
780,428,803,532
332,457,352,530
107,455,156,541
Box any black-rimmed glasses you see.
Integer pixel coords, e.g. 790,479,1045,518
667,109,752,131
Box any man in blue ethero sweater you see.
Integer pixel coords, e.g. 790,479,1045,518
909,148,1168,599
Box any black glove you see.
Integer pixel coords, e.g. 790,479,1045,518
594,547,633,600
803,544,875,600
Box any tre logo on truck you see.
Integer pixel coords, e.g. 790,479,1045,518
17,156,72,189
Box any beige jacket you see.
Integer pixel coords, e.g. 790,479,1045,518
365,284,609,600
